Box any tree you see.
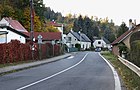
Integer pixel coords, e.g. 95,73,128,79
103,26,115,43
33,0,45,20
1,5,15,18
117,22,128,37
34,15,42,32
23,7,31,31
73,15,84,32
45,25,59,32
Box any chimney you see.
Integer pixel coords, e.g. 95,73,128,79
134,19,136,25
129,19,133,30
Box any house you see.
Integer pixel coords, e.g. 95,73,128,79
0,26,29,43
0,17,28,32
93,37,111,49
24,32,62,44
66,30,91,50
48,21,66,44
0,17,29,43
112,22,140,56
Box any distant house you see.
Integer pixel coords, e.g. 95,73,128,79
48,21,66,44
66,30,91,50
24,32,62,44
93,37,111,49
0,26,29,43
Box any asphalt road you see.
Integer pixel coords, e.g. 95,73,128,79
0,52,115,90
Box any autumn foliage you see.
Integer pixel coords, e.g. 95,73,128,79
0,40,32,64
0,40,61,64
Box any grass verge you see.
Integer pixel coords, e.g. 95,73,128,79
101,51,140,90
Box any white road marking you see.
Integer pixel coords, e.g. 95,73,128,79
99,53,121,90
67,56,74,59
16,53,88,90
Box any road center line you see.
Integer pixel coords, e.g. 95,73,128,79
16,53,88,90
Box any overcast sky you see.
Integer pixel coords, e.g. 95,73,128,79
43,0,140,26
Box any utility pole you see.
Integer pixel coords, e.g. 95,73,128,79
80,28,82,50
30,0,34,59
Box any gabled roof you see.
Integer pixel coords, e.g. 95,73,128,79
111,30,132,45
93,37,110,44
24,32,61,41
0,26,29,38
0,17,28,32
112,24,140,45
81,33,91,42
70,31,91,42
103,37,110,44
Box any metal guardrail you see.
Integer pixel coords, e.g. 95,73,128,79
118,56,140,77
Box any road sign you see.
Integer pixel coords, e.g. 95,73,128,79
38,34,42,44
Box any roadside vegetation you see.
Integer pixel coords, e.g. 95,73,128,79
101,51,140,90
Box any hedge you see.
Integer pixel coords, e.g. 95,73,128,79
129,40,140,67
0,40,62,64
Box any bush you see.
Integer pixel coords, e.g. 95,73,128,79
0,40,62,64
129,40,140,67
0,40,32,64
75,43,81,51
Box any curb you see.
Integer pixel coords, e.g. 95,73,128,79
0,54,71,74
99,53,121,90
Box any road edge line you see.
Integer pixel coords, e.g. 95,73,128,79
99,53,121,90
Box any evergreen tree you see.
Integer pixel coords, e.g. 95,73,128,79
117,22,128,37
103,26,115,43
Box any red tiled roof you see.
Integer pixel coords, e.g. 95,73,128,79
4,17,28,32
111,30,132,45
23,32,61,41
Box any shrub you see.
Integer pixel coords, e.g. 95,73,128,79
75,43,81,51
129,40,140,67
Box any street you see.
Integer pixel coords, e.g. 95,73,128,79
0,52,115,90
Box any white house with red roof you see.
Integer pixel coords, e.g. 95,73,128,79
24,32,62,44
0,17,28,32
0,17,29,43
0,26,29,43
48,21,66,44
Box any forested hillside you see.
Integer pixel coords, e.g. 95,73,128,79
0,0,118,42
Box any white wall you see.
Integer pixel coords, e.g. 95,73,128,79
0,28,26,43
66,33,78,47
66,33,91,50
93,40,103,48
0,18,9,26
93,39,111,49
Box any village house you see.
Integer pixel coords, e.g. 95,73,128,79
66,30,91,50
0,17,29,43
23,32,62,44
112,20,140,56
48,21,66,44
93,37,111,50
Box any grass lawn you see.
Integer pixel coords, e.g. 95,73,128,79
101,51,140,90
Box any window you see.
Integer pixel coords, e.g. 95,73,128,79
68,37,71,41
98,41,101,44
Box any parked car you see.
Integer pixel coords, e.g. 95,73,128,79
95,48,101,52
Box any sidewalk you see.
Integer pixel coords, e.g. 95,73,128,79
0,53,71,74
